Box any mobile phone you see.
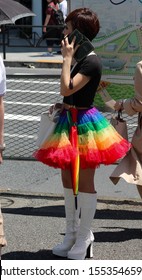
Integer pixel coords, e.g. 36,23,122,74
68,29,83,47
68,29,95,62
74,41,95,62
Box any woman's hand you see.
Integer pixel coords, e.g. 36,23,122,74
48,103,63,115
61,36,79,60
43,26,47,33
114,100,124,111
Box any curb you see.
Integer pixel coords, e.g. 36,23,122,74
4,60,63,69
1,189,142,206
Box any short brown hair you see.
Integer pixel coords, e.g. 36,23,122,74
65,8,100,41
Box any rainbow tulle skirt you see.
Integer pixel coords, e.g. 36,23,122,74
33,107,131,169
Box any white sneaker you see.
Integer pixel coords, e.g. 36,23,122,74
42,52,54,57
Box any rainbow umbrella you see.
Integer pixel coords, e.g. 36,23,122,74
67,107,80,208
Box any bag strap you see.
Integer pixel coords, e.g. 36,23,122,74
69,63,78,105
48,4,57,12
117,110,123,120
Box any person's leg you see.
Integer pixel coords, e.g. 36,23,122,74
45,27,60,55
68,168,97,260
0,207,7,260
46,38,54,55
43,28,54,55
137,185,142,199
78,168,96,194
52,169,80,257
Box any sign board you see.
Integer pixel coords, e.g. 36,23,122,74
70,0,142,78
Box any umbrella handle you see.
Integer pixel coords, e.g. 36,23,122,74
75,195,78,210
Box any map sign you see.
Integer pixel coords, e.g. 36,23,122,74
69,0,142,107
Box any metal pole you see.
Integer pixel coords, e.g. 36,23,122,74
2,25,6,60
68,0,71,13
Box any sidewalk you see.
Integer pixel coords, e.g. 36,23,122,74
1,47,63,68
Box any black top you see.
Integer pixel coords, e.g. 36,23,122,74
63,54,102,107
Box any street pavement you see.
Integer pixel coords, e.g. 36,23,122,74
1,46,63,69
1,192,142,260
0,47,142,260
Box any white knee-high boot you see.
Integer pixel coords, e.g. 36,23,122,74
67,192,97,260
52,188,80,257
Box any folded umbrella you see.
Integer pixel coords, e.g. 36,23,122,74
67,107,80,209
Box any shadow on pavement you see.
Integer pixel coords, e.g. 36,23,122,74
2,249,67,260
94,227,142,243
2,206,142,220
2,205,65,217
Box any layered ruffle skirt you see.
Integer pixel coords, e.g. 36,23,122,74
33,107,131,169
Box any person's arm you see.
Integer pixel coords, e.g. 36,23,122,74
0,96,4,164
114,61,142,115
60,36,90,97
43,14,51,33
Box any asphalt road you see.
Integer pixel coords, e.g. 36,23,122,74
1,194,142,260
1,159,142,260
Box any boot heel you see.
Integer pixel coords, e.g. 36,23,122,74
86,242,93,258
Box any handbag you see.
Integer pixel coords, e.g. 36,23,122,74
36,107,60,147
110,110,128,140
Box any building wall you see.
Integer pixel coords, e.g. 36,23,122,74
16,0,44,36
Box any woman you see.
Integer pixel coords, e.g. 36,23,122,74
0,56,7,259
33,8,130,260
110,60,142,199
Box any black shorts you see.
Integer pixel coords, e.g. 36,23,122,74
45,26,62,47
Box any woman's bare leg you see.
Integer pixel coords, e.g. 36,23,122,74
79,168,96,193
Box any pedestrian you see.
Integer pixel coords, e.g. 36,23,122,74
58,0,67,20
43,0,60,56
0,56,7,259
110,60,142,199
33,7,131,260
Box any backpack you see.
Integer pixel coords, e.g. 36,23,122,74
48,5,65,25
